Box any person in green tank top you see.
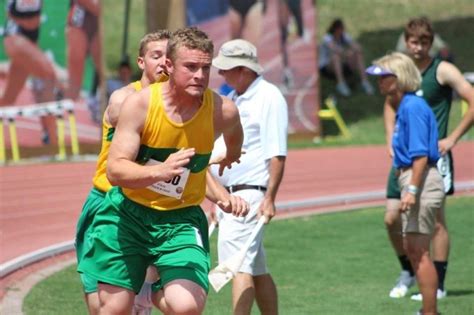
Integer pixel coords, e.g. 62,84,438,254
382,17,474,305
78,27,247,315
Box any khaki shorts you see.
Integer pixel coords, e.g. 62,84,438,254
398,167,445,235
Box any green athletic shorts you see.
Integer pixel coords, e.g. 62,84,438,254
77,186,210,294
76,187,106,293
386,167,401,199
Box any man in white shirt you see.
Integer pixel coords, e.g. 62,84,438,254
210,39,288,315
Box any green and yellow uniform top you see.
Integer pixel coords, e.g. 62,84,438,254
122,82,214,211
92,80,143,192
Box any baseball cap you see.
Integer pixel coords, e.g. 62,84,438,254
365,65,396,76
212,39,263,75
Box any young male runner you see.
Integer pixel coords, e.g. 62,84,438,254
75,30,171,315
78,27,247,315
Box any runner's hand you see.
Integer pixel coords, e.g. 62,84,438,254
159,148,195,181
217,195,249,217
209,151,245,176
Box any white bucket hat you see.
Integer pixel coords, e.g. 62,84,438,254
212,39,263,75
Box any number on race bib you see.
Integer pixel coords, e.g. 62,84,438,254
437,155,452,194
165,175,182,186
145,159,190,199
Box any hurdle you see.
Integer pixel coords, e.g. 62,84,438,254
317,96,351,140
0,99,80,163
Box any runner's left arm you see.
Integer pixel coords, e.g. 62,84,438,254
205,171,249,217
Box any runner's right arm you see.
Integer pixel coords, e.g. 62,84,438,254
105,86,134,127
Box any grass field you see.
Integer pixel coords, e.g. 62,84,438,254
23,196,474,315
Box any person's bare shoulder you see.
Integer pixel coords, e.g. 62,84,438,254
436,60,464,86
106,84,137,127
114,86,152,131
122,85,151,112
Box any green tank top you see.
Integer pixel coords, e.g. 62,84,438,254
420,58,452,138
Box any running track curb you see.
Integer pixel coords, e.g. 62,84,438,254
1,258,76,315
0,241,74,278
2,180,473,279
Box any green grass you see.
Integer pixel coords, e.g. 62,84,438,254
24,196,474,314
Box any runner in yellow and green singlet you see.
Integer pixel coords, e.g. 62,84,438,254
77,27,247,315
75,30,171,315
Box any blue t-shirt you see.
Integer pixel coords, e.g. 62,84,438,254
392,93,440,169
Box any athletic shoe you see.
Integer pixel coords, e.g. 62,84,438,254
411,289,447,301
415,309,441,315
389,270,416,298
336,82,351,97
361,80,375,95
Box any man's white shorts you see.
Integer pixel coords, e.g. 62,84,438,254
217,189,268,276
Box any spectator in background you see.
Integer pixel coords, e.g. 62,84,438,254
211,38,288,315
319,18,374,97
396,29,454,63
106,58,133,100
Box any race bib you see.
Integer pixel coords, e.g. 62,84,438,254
16,0,41,12
437,154,452,194
70,5,85,27
145,159,190,199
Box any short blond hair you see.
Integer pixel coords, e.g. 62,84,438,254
138,30,172,57
373,52,421,92
167,27,213,63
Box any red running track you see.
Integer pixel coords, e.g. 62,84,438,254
1,142,473,265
